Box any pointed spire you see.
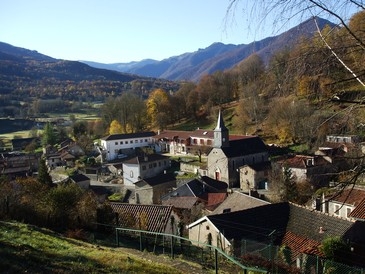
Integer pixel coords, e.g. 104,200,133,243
214,109,229,148
215,109,227,130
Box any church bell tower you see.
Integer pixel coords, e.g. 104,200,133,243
214,109,229,148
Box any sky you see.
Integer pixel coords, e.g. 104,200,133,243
0,1,360,64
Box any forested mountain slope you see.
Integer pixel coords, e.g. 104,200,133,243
83,17,335,81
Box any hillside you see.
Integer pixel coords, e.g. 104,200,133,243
82,17,335,81
0,221,207,273
0,42,179,101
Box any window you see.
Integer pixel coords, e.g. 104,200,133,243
125,141,128,144
130,140,133,144
223,208,231,213
346,207,352,218
193,138,197,144
158,162,161,167
135,140,138,143
200,139,204,145
142,165,146,171
149,164,153,168
153,163,157,167
115,142,118,145
120,141,123,145
145,139,148,142
334,205,340,215
130,171,133,178
207,140,212,145
140,140,143,143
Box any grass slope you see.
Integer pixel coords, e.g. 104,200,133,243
0,221,184,274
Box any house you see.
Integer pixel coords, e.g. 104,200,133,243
349,198,365,220
69,173,90,189
320,187,365,219
58,142,84,158
187,202,365,267
161,176,228,202
153,128,250,155
0,152,39,179
210,191,269,215
162,196,204,236
134,173,176,204
276,154,335,187
122,154,171,186
100,132,155,161
109,202,180,235
207,110,269,188
187,202,289,253
239,161,271,194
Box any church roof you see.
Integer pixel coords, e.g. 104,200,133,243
220,136,268,157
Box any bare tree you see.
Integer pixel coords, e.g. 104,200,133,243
226,1,365,201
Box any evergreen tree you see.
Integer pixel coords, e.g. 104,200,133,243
42,122,56,147
37,157,53,187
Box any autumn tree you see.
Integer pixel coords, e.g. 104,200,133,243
146,88,171,130
109,119,123,135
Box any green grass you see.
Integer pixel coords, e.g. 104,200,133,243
0,221,184,273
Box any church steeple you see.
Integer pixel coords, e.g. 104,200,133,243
214,109,229,148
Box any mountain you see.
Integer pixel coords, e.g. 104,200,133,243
0,42,179,99
82,17,335,81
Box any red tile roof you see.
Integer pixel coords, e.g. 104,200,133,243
328,188,365,206
349,198,365,220
281,231,324,260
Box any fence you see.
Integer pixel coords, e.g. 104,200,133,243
91,224,365,274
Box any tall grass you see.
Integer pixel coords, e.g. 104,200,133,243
0,221,183,273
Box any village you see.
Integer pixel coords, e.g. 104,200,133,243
1,110,365,271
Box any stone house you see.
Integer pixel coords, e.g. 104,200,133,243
239,161,271,193
122,154,170,187
134,173,176,204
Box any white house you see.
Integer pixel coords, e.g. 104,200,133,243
321,187,365,219
122,154,171,187
100,132,155,161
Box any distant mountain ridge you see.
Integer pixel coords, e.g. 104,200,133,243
82,17,335,81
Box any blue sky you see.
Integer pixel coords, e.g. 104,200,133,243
0,1,360,63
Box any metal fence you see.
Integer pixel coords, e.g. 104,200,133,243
91,224,365,274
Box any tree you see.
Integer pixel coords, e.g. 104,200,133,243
146,88,171,130
41,122,56,147
37,157,53,187
109,119,123,135
72,120,88,139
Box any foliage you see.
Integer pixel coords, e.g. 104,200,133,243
41,122,56,146
109,119,123,134
37,157,53,186
320,236,350,260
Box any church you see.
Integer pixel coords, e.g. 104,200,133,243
207,110,269,188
